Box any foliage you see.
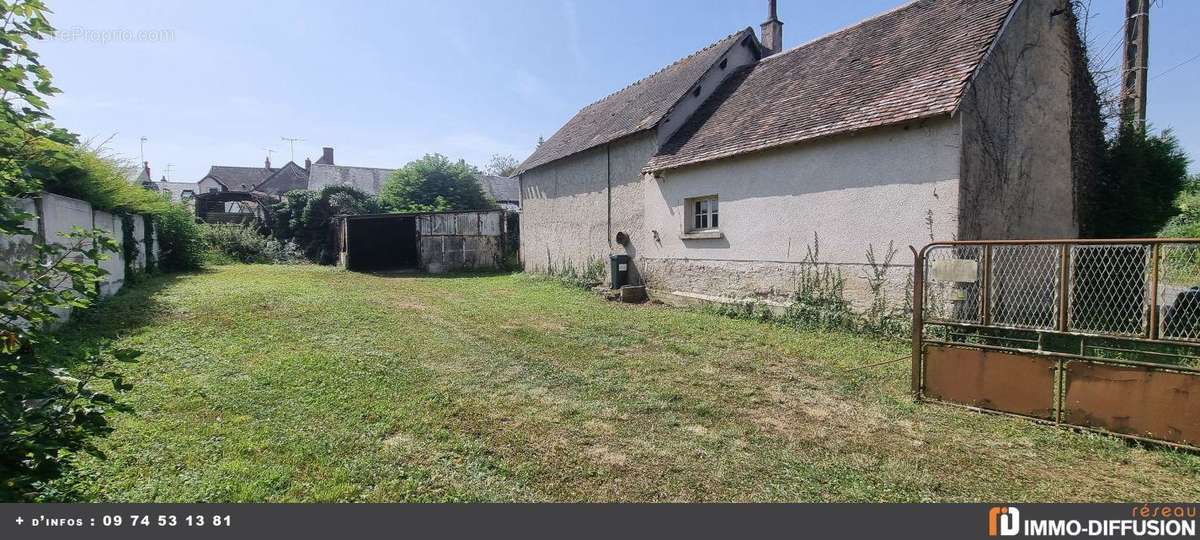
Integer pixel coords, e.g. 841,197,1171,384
34,137,171,215
533,256,605,289
483,153,520,177
1158,176,1200,238
153,202,204,272
200,224,302,265
710,235,909,339
268,185,382,264
0,226,137,501
0,0,136,501
379,154,497,213
1087,126,1191,238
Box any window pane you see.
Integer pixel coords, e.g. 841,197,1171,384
695,201,702,216
710,199,717,212
711,212,718,228
694,213,703,230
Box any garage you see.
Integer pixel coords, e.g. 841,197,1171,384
335,210,508,273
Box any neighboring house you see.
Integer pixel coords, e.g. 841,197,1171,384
476,175,520,212
131,161,200,202
515,0,1098,307
195,146,516,210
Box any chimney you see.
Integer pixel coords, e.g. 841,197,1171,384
265,155,272,169
304,157,312,171
761,0,783,55
317,147,334,165
143,161,151,180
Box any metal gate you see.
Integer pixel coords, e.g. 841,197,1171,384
911,239,1200,450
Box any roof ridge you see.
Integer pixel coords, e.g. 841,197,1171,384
758,0,925,65
578,27,753,111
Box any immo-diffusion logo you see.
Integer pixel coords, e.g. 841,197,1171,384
988,506,1197,537
989,507,1021,536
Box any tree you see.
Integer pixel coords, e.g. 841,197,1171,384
484,153,520,177
379,154,496,213
1087,125,1191,238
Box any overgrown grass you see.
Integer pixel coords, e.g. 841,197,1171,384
46,266,1200,502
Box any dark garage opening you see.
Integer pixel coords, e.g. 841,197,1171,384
345,215,417,271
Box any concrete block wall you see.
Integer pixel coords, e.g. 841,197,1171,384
8,192,156,322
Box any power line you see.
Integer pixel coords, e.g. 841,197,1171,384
1151,51,1200,80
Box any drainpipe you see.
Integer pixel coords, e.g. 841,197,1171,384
606,144,612,248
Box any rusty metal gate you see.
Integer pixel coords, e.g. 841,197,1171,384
911,239,1200,450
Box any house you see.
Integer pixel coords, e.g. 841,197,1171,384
515,0,1099,306
196,146,518,210
131,161,200,202
476,175,521,212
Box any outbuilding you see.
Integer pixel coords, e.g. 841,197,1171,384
334,210,510,273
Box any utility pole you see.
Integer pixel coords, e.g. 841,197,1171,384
139,136,148,164
1120,0,1150,127
281,136,304,162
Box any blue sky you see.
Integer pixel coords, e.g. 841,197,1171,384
37,0,1200,181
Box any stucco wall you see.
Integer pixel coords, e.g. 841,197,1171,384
958,0,1078,240
520,132,656,282
641,119,961,305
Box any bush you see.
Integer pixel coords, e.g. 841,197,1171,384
267,185,381,264
1158,176,1200,238
154,202,204,272
200,224,302,264
1087,126,1191,238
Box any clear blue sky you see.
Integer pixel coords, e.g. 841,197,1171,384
37,0,1200,182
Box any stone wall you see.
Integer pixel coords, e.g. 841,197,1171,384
958,0,1079,240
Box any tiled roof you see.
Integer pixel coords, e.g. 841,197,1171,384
476,174,519,203
516,28,757,174
307,163,395,195
646,0,1016,172
206,166,276,192
255,162,310,196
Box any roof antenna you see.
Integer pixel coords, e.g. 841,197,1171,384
281,136,305,162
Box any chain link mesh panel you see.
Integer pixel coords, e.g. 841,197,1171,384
1069,245,1149,336
923,245,982,323
1159,243,1200,341
989,245,1060,330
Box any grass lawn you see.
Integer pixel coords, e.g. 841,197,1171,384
49,264,1200,502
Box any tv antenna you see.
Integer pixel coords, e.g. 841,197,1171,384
280,136,304,161
139,136,148,164
164,163,175,182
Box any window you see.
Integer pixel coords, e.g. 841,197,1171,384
209,187,219,194
181,190,194,200
686,195,719,232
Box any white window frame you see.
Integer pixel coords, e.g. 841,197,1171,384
685,195,719,233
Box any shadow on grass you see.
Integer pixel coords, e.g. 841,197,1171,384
359,268,520,280
44,269,204,363
27,270,201,502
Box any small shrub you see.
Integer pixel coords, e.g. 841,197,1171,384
200,224,303,265
154,202,204,272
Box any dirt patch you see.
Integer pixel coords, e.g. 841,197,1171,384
585,446,628,467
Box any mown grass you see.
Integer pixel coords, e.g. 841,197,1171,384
47,265,1200,502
